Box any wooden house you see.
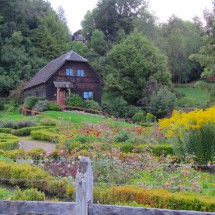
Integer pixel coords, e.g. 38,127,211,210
73,30,87,44
23,50,102,106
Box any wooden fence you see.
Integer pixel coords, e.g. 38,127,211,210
1,157,215,215
22,107,46,117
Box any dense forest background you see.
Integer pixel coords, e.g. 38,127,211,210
0,0,214,108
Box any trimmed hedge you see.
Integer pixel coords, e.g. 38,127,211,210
135,144,174,157
12,187,45,201
0,133,19,150
11,126,55,136
0,160,68,198
0,128,12,133
31,128,64,142
93,186,215,212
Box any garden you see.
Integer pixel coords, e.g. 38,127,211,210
0,103,214,212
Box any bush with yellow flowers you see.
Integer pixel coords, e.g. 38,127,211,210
158,106,215,164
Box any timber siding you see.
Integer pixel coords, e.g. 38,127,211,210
23,84,46,98
23,51,102,105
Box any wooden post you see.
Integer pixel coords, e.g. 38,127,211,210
76,156,93,215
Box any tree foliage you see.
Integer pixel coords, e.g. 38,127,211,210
157,16,204,84
0,0,71,96
190,3,215,79
106,31,171,104
82,0,147,43
91,29,106,55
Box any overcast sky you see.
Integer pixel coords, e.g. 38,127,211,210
48,0,213,33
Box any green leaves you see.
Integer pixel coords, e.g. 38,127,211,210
106,32,171,104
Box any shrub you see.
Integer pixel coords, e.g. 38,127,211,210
114,130,131,143
183,123,215,165
126,105,139,118
0,128,12,133
66,93,84,107
31,128,62,142
132,110,145,123
150,144,174,157
176,97,196,108
0,133,19,150
120,143,135,153
0,101,4,111
0,188,12,200
149,86,176,118
0,139,19,151
4,120,15,128
47,102,61,111
16,120,37,129
12,187,45,201
0,160,68,197
134,144,174,157
11,126,54,136
5,149,26,160
33,100,48,112
40,117,58,126
27,148,46,161
93,186,215,212
145,113,156,123
102,97,129,118
24,97,45,110
84,99,101,110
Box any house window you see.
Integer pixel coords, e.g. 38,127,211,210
83,92,93,99
36,91,39,97
66,69,73,76
77,69,84,77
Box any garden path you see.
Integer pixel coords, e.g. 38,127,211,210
19,139,56,152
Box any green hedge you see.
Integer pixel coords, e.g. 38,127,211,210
12,187,45,201
0,128,12,133
134,144,174,157
31,128,63,142
0,160,68,198
93,186,215,212
11,126,55,136
0,133,19,150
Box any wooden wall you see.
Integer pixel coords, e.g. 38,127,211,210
46,61,102,104
23,84,46,100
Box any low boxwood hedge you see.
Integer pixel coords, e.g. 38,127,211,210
93,186,215,212
0,133,19,150
31,128,64,142
11,126,55,136
0,160,69,198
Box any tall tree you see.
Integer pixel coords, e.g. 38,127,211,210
31,10,71,61
82,0,147,42
190,2,215,79
157,16,204,84
106,31,171,104
0,0,71,96
91,29,106,55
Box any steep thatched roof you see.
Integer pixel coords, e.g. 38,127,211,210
23,50,88,90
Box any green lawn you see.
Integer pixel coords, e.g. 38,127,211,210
42,111,131,126
0,110,131,126
175,87,210,105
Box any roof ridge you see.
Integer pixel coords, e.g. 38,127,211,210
23,50,89,90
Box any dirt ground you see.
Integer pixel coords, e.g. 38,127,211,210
19,139,56,152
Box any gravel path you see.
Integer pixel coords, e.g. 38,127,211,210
19,139,56,152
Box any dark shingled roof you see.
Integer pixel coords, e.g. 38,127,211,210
24,50,88,90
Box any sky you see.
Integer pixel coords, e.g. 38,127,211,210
48,0,213,33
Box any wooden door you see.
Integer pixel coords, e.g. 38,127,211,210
57,89,66,106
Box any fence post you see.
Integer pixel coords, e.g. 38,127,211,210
76,156,93,215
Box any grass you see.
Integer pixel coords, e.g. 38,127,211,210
0,110,132,127
175,87,210,105
41,111,131,126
